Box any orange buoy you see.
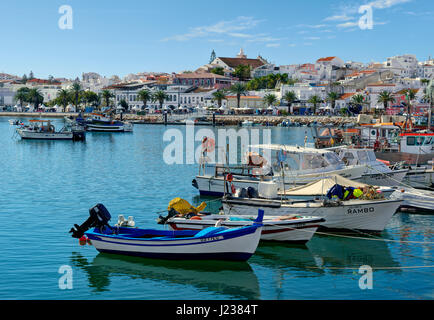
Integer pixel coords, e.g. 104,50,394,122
190,216,202,220
79,236,87,246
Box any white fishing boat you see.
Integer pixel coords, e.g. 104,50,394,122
331,147,409,186
84,112,133,132
193,145,368,196
16,120,85,141
389,187,434,213
163,214,325,244
221,196,402,232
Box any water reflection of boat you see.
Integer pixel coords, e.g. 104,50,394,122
250,232,401,276
70,252,260,299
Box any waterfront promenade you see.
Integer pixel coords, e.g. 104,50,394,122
0,111,357,126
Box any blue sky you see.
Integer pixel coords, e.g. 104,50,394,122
0,0,432,79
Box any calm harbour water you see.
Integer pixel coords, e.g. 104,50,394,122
0,117,433,300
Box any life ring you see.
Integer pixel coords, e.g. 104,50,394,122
226,173,233,182
202,137,215,153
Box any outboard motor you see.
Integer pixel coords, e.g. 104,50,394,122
69,203,112,238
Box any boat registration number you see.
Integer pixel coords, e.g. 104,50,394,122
200,236,224,242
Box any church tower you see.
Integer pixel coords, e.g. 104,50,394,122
236,48,247,59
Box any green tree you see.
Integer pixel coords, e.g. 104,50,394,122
229,83,247,108
153,90,169,109
326,91,340,111
120,99,129,111
82,91,100,109
57,89,71,112
233,65,251,81
403,89,416,115
212,90,226,108
350,94,366,114
210,67,224,76
27,88,43,109
100,89,115,108
283,90,297,114
377,91,395,114
14,87,30,108
307,95,322,115
71,82,83,111
264,93,278,108
137,89,152,110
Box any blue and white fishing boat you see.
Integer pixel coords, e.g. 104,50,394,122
84,112,133,132
70,204,264,261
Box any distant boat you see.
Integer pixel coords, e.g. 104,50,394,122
70,203,264,261
16,120,85,141
84,112,133,132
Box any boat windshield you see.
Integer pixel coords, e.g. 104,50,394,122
356,150,370,164
366,150,377,161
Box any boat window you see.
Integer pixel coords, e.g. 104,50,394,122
367,150,377,161
357,151,369,163
324,152,341,166
407,137,415,146
301,154,328,170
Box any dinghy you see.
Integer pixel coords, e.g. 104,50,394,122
70,204,264,261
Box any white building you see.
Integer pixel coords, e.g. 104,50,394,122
384,54,418,78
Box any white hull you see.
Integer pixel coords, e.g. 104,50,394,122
222,199,402,232
390,188,434,212
167,215,324,243
17,129,73,140
86,123,132,132
88,227,262,260
195,175,395,198
359,169,408,187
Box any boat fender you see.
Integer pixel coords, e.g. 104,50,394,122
79,236,87,246
190,216,202,220
231,183,236,194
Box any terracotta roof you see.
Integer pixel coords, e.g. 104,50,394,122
27,78,61,85
175,72,229,79
367,82,396,87
317,56,336,62
394,89,419,95
339,92,357,100
217,57,265,69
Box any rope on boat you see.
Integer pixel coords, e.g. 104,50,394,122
261,221,434,245
302,265,434,270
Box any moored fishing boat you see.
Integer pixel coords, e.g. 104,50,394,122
84,112,133,132
70,203,264,261
193,145,368,197
162,213,325,244
16,120,85,141
221,196,402,232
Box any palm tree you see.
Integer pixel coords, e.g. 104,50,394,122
326,92,340,111
153,90,169,109
350,94,366,114
307,95,322,115
283,90,297,114
57,89,71,112
14,87,30,108
403,88,416,116
100,89,115,109
377,91,395,114
212,90,226,109
82,91,100,109
229,83,247,108
71,82,83,112
264,93,277,108
137,89,152,110
27,88,43,109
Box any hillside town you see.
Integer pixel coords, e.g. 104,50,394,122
1,49,433,118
